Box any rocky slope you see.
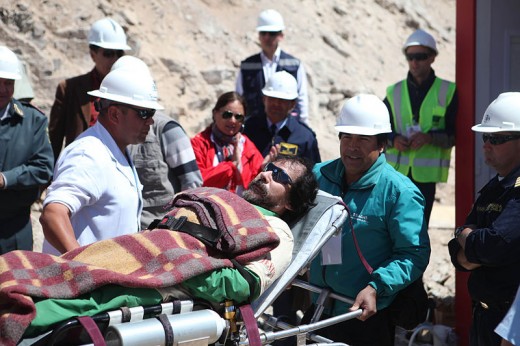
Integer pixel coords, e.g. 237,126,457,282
4,0,457,326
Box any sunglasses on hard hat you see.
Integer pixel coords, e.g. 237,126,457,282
405,52,430,61
221,110,245,122
482,133,520,145
102,49,124,58
259,31,281,37
112,103,156,120
264,162,293,185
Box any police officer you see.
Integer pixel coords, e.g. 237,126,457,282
244,71,320,164
449,92,520,346
384,29,458,229
0,46,54,254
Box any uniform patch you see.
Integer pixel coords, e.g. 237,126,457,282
485,203,502,213
515,177,520,188
279,142,298,156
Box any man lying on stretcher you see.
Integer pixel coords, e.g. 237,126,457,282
0,155,318,343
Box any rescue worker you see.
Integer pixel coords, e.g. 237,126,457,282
236,9,310,124
449,92,520,346
40,67,163,255
48,17,131,161
383,28,458,229
109,56,203,230
0,46,54,254
311,94,430,345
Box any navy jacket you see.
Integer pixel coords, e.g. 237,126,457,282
244,114,321,164
449,164,520,303
240,51,300,118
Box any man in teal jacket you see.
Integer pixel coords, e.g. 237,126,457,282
310,94,430,345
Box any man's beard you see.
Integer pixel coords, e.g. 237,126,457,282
243,179,277,210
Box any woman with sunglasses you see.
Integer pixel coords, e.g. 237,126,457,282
191,91,274,194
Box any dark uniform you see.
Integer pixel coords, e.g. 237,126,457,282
244,114,321,164
449,164,520,345
239,51,300,119
0,99,54,254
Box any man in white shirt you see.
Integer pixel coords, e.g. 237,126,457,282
40,68,164,255
235,9,309,125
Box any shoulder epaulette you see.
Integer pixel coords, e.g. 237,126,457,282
13,103,24,117
18,101,45,115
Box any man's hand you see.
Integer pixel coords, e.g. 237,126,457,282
457,248,481,270
0,173,4,189
393,135,410,152
409,132,432,150
262,144,280,169
349,285,377,321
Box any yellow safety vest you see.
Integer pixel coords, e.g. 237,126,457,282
386,77,456,183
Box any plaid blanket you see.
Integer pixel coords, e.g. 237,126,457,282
0,187,279,345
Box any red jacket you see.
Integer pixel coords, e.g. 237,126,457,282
191,127,264,192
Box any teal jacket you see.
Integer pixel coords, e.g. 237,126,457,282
311,154,430,314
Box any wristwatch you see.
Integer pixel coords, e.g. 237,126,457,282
454,226,465,239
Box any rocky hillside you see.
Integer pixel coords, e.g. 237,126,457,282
4,0,457,327
0,0,455,162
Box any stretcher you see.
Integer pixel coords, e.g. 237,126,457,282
9,189,361,346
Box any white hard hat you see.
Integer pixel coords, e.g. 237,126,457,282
262,71,298,100
88,68,163,110
0,46,21,80
88,18,131,50
256,9,285,32
111,56,151,75
472,92,520,133
335,94,392,135
403,29,438,55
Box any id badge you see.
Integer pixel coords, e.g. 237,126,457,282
321,234,342,265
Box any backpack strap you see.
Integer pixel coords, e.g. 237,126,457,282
147,216,223,248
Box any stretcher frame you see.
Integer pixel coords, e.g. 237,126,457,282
19,190,361,346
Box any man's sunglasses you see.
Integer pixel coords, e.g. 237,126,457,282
222,110,245,122
482,133,520,145
264,162,293,185
112,103,156,120
259,31,281,37
405,52,430,61
102,49,124,58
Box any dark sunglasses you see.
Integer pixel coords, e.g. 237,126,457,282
102,49,124,58
259,31,281,37
482,133,520,145
405,52,430,61
264,162,293,185
112,103,156,120
221,110,245,122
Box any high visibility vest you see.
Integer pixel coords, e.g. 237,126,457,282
386,77,456,183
